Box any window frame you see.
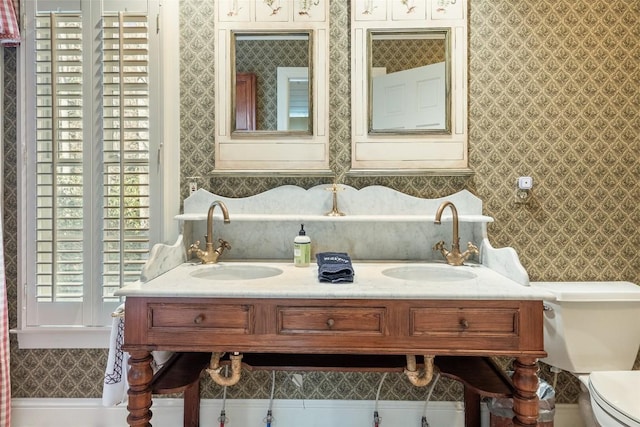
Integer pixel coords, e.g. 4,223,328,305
15,0,180,349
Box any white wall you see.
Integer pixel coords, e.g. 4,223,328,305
11,399,584,427
12,399,464,427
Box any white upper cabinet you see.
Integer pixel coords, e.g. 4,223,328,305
351,0,470,175
215,0,330,174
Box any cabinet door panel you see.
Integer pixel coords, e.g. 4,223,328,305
278,306,386,335
410,307,519,337
149,303,254,334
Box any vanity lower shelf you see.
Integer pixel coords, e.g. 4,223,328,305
157,352,513,395
234,353,514,400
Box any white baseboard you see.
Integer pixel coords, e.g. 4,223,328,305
10,398,584,427
12,398,465,427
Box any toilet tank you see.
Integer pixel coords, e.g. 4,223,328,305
530,281,640,374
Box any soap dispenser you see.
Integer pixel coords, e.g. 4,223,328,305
293,224,311,267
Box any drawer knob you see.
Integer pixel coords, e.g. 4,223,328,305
194,314,205,324
459,319,469,330
326,318,335,328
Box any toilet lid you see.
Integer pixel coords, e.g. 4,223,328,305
589,371,640,425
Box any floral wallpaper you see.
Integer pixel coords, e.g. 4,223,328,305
372,38,446,73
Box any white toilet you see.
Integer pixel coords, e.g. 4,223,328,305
530,281,640,427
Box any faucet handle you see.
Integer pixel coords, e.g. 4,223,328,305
433,240,445,251
217,239,231,251
188,240,201,254
465,242,479,255
457,242,479,265
215,239,231,256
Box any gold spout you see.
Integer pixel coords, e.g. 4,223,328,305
189,200,231,264
325,183,345,216
435,201,460,249
433,201,478,266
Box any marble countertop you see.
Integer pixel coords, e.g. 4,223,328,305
115,260,555,301
175,213,494,223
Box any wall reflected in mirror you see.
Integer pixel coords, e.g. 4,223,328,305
233,32,312,134
369,29,450,134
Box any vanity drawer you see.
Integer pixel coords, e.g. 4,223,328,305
148,303,254,334
277,306,385,335
410,307,518,337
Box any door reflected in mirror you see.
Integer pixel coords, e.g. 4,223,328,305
233,32,312,134
277,67,309,131
369,29,450,134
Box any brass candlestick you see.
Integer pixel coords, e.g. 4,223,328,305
325,183,345,216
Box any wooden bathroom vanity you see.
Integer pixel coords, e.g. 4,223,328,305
117,186,551,427
120,262,547,427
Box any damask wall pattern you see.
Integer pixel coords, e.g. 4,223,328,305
3,0,639,406
372,39,446,73
236,39,309,130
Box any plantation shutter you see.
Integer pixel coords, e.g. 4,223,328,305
101,13,151,301
30,4,152,326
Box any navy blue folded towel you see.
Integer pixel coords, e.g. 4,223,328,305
316,252,354,283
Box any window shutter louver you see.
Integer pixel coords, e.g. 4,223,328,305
101,13,150,300
35,13,85,302
31,7,152,325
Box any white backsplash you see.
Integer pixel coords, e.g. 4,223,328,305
180,185,492,262
138,185,528,286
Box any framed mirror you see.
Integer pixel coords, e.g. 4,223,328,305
232,31,312,135
368,29,450,134
214,4,331,173
350,0,469,174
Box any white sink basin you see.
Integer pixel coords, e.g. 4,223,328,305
190,264,283,281
381,264,477,282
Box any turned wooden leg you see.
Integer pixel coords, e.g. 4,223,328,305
127,350,154,427
511,357,539,427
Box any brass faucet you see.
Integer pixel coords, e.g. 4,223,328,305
189,200,231,264
433,201,478,266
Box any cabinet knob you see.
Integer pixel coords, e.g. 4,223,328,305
194,314,205,324
326,318,335,328
459,319,469,330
